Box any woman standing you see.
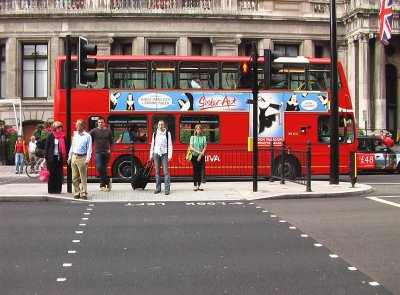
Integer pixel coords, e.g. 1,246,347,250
44,121,67,194
189,124,207,191
14,135,27,174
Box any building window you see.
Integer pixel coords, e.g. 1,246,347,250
122,43,132,55
22,44,48,99
0,45,5,99
148,42,176,55
274,44,299,57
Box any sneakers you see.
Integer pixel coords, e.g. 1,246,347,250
73,194,80,199
100,187,107,192
154,190,161,194
165,191,170,195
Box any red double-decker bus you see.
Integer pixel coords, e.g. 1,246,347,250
54,54,357,179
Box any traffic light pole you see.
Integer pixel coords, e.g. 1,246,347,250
330,0,339,184
251,41,258,192
66,35,72,193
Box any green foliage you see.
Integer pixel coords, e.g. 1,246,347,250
357,129,364,135
6,131,17,164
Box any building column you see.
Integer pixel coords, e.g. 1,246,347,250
373,38,386,131
210,37,241,56
133,37,145,55
91,37,113,55
346,38,357,119
5,38,18,99
302,39,313,57
178,36,188,56
357,34,370,131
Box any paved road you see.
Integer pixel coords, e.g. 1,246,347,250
0,202,393,295
257,195,400,295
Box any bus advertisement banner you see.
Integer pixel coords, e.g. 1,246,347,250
109,90,251,112
249,91,329,146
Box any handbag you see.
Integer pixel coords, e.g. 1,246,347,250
185,146,192,161
39,169,51,182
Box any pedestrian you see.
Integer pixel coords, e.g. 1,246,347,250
14,135,26,174
89,116,114,192
189,124,207,191
44,121,67,194
379,130,386,141
67,119,92,200
384,132,394,148
149,119,172,195
28,135,37,169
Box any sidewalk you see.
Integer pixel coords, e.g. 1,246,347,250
0,165,372,203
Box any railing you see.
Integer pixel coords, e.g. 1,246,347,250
86,142,312,191
0,0,259,12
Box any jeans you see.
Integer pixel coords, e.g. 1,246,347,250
153,153,170,191
15,152,25,173
95,151,110,187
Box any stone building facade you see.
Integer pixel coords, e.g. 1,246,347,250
0,0,399,139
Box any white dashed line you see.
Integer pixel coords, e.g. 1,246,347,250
270,215,277,218
329,254,339,258
57,278,67,282
314,243,323,247
369,282,380,286
348,267,357,271
84,212,90,215
82,217,89,220
75,231,83,234
301,234,309,238
68,250,77,254
79,223,86,226
279,220,286,223
63,263,72,267
289,226,296,229
262,210,269,213
86,208,93,211
72,240,80,243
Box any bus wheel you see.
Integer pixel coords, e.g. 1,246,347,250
112,155,142,179
273,156,300,180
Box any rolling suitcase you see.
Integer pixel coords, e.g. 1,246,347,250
131,160,153,190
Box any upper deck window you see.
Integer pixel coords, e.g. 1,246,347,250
108,61,148,89
179,61,218,89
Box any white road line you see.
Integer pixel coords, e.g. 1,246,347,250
301,234,309,238
369,282,380,286
63,263,72,267
366,197,400,208
289,226,296,229
314,243,323,247
82,217,89,220
57,278,67,282
348,267,357,271
68,250,77,254
84,212,90,215
72,240,80,243
79,223,86,226
75,231,83,234
329,254,339,258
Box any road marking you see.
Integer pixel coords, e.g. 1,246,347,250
367,197,400,208
329,254,339,258
289,226,296,229
84,212,90,215
68,250,77,254
279,220,286,223
89,204,94,206
348,267,357,271
262,210,268,213
86,208,93,211
63,263,72,267
57,278,66,282
314,243,323,247
72,240,80,243
75,231,83,234
270,215,277,218
79,223,86,226
369,282,380,286
301,234,309,238
82,217,89,220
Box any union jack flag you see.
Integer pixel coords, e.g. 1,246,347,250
379,0,393,45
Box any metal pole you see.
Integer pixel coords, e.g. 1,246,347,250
280,141,285,184
269,139,274,182
306,141,312,192
330,0,339,184
66,35,72,193
252,41,259,192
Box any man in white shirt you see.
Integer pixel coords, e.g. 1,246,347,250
28,136,37,169
149,120,173,195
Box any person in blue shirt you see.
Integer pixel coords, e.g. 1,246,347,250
67,119,92,200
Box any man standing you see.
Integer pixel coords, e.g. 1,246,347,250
89,117,114,191
149,120,173,195
27,136,37,169
68,119,92,200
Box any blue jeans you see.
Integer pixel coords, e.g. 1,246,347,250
95,151,110,187
153,153,170,192
15,152,25,173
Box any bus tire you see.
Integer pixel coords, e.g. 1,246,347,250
112,155,142,179
273,155,300,180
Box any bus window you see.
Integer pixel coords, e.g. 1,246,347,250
309,64,342,91
179,115,220,143
318,117,330,143
108,61,148,89
152,61,175,89
108,115,148,144
221,62,239,89
179,61,218,89
152,115,176,142
340,115,355,144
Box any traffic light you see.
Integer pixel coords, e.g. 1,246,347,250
264,49,284,89
78,36,97,85
238,62,252,88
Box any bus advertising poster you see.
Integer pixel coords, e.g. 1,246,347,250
109,91,251,112
249,91,329,146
